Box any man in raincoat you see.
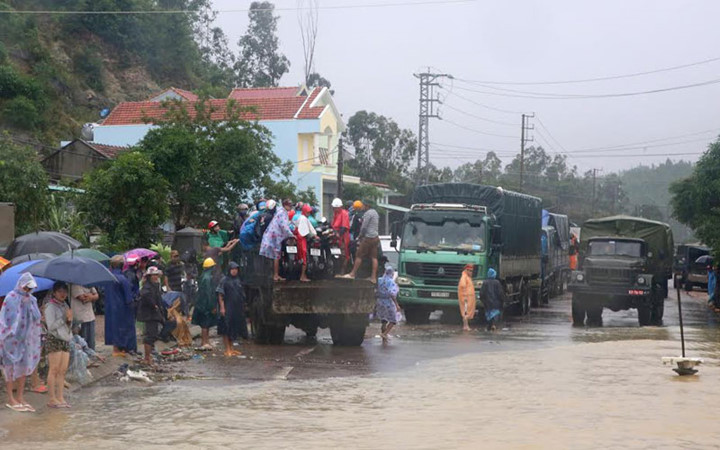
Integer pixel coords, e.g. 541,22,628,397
137,267,165,366
192,258,219,349
457,264,477,331
105,255,137,356
260,199,295,281
0,273,42,412
217,262,248,356
479,268,505,332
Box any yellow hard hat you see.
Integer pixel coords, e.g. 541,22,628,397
353,200,363,209
202,258,216,269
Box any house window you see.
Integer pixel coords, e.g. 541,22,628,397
318,147,330,165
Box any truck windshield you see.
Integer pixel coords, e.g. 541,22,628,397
588,240,643,257
401,220,485,252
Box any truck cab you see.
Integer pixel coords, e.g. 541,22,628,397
568,216,673,327
392,203,490,324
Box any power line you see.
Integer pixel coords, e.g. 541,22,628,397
439,86,528,115
0,0,477,14
452,77,720,99
441,118,519,139
441,103,516,126
453,55,720,86
535,117,567,153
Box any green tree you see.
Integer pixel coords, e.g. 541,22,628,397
670,139,720,252
0,134,49,234
453,151,503,185
234,1,290,87
137,99,285,228
344,111,417,193
80,151,169,250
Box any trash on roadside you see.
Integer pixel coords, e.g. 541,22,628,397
126,369,153,383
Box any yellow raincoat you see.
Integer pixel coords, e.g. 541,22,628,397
457,270,476,320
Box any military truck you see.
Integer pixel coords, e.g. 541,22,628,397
240,252,375,346
568,215,673,327
391,183,542,323
0,203,14,256
539,211,570,304
673,244,709,290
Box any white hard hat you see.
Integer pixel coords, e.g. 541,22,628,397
266,199,277,210
331,198,343,208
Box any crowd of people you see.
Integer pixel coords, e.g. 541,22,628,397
0,195,394,412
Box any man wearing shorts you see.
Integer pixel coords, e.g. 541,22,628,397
341,199,380,284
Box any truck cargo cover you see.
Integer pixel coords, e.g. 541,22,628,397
582,215,674,271
412,183,541,256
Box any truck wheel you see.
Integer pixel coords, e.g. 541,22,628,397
637,304,652,326
440,308,463,325
571,294,586,327
268,325,286,345
650,293,665,326
252,319,270,344
404,306,430,324
684,281,693,292
330,324,366,346
586,304,603,327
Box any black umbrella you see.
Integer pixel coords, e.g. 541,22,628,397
695,255,714,267
9,253,56,266
24,255,117,286
4,232,81,259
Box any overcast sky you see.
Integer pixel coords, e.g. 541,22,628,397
211,0,720,175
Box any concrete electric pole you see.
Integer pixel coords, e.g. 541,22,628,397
415,70,452,186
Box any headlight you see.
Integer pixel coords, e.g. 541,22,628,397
396,276,414,286
576,273,584,282
636,276,646,285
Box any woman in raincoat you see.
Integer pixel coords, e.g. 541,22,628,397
479,268,505,332
457,264,477,331
217,262,248,356
259,199,295,281
192,258,219,350
105,255,137,356
376,265,401,343
0,273,42,412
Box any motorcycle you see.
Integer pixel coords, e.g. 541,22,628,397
307,218,342,279
280,236,302,280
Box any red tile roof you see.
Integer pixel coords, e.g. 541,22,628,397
147,87,199,102
103,87,327,125
89,142,130,159
229,87,300,100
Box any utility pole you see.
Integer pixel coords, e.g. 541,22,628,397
519,113,534,192
591,168,602,215
415,70,452,186
337,135,344,200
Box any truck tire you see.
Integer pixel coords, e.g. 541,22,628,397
684,281,693,292
440,308,463,325
268,325,286,345
637,304,652,326
404,306,431,324
571,294,586,327
252,319,270,344
330,323,366,346
586,304,603,327
650,290,665,326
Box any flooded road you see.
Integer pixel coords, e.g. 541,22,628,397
3,288,720,449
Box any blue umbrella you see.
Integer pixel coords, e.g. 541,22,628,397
25,255,117,286
0,261,55,296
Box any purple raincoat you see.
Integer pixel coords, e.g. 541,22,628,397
259,206,293,260
0,273,42,381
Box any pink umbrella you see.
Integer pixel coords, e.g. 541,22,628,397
122,248,158,271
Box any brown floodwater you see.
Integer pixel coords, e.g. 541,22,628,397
2,291,720,449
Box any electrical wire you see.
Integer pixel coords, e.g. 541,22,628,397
535,117,567,153
440,103,516,127
452,77,720,99
441,118,519,139
439,86,529,115
0,0,477,14
453,55,720,86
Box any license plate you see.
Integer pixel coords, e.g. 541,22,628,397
431,291,450,298
286,246,297,254
310,248,322,256
330,248,341,255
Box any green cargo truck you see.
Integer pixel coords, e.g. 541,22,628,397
391,183,542,324
568,215,673,327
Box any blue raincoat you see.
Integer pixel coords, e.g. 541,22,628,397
104,268,137,352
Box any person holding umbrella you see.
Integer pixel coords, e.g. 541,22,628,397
0,273,42,412
44,281,73,409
